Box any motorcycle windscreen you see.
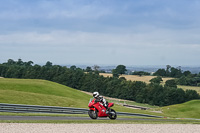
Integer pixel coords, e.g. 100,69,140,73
108,103,114,107
88,99,95,108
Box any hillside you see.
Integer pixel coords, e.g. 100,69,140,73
0,78,91,108
161,100,200,119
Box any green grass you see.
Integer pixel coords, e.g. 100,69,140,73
0,112,88,117
1,119,200,124
108,99,158,109
161,100,200,119
0,78,92,108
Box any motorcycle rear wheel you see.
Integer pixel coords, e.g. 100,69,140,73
88,110,98,119
108,109,117,120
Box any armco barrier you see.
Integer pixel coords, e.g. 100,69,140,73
0,103,88,114
0,103,163,118
117,112,163,118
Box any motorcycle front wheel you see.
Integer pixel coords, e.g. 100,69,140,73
88,110,98,119
108,109,117,120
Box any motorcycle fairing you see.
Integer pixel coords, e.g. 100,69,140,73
89,99,108,117
108,103,114,107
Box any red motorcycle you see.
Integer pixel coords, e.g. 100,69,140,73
88,98,117,120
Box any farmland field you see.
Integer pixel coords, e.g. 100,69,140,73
99,73,174,83
178,85,200,94
100,73,200,94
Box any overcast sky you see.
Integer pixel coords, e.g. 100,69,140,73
0,0,200,66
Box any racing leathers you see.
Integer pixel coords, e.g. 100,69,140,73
94,96,109,113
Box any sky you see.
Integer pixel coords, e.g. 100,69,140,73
0,0,200,66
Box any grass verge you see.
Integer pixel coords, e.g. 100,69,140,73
1,119,200,124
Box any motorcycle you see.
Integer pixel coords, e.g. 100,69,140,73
88,98,117,120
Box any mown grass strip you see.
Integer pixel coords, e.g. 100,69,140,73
1,119,200,124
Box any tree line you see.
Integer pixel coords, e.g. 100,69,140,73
153,65,200,86
0,59,199,106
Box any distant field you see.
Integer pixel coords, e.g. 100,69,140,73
99,73,200,95
178,85,200,94
99,73,174,83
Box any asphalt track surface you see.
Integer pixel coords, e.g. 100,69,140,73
0,115,181,122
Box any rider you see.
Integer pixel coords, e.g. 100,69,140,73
93,92,109,113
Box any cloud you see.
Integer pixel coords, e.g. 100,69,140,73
0,29,200,66
1,28,200,49
0,0,113,20
0,0,200,66
1,0,200,33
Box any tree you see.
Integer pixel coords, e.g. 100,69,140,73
17,59,23,66
113,65,127,75
185,89,200,101
70,65,76,70
93,65,100,71
7,59,16,65
112,69,119,78
170,67,182,78
183,71,191,76
153,69,166,76
25,61,34,66
177,76,188,85
150,76,163,84
166,65,171,76
165,79,177,88
85,66,92,72
45,61,53,67
132,71,150,76
119,77,126,80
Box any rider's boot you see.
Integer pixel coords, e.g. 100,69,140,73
106,107,110,114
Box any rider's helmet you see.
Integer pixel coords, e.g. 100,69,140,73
93,92,99,98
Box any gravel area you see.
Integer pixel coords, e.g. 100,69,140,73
1,123,200,133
